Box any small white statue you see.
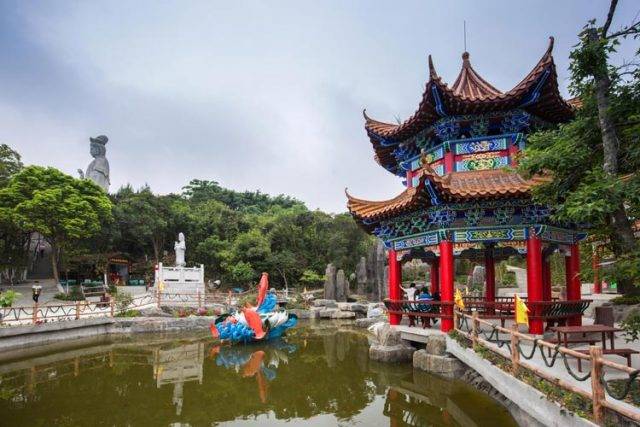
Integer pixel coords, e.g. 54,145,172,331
174,232,186,267
78,135,110,192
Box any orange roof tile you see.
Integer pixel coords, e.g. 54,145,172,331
347,166,548,222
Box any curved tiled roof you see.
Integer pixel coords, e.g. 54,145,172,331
364,38,575,173
347,166,549,223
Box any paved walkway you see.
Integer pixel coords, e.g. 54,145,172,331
1,279,61,306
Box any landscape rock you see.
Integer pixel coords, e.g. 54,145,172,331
331,311,355,319
369,344,415,363
139,307,173,318
335,269,347,302
425,335,447,356
324,264,337,300
413,349,465,377
319,308,339,318
355,317,387,328
313,299,337,308
356,257,367,295
289,309,319,320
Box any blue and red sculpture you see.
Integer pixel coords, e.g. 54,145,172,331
210,273,297,344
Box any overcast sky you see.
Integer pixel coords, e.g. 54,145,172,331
2,1,639,213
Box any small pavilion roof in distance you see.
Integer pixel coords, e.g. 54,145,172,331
364,38,575,173
346,165,550,223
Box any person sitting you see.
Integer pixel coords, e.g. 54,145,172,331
417,288,433,328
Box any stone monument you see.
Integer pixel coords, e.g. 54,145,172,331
78,135,110,192
174,232,186,267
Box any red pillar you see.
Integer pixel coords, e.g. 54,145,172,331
567,243,582,326
430,259,439,295
439,239,454,332
542,255,552,301
526,231,544,335
592,246,602,294
388,249,402,326
444,148,455,173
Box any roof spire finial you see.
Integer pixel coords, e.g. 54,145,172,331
464,20,467,52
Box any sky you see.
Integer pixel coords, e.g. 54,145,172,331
2,1,639,213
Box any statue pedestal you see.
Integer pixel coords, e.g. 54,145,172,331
154,262,205,295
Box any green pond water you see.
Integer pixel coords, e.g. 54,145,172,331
0,322,517,426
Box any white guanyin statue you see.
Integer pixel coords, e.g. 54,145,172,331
78,135,110,192
174,232,186,267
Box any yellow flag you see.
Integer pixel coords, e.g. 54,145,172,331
454,289,465,310
515,294,529,325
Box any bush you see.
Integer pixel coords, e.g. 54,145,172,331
621,312,640,343
0,290,21,307
611,295,640,306
114,292,133,313
117,310,140,318
54,288,85,301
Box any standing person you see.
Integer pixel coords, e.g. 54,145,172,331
400,283,418,301
400,283,418,326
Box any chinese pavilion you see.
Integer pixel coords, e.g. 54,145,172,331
346,38,586,334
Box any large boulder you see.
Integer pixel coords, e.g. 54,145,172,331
324,264,337,300
356,257,367,295
335,269,347,302
331,311,356,319
425,335,447,356
313,299,337,308
369,344,415,363
413,349,465,377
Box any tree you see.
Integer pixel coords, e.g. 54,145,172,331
112,186,172,263
0,144,27,284
520,0,640,293
0,166,113,283
0,144,23,188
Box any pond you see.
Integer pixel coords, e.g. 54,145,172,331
0,321,517,426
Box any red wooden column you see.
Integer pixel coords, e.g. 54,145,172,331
567,243,582,326
526,230,544,335
542,254,552,301
430,259,440,295
439,239,454,332
484,246,495,314
388,249,402,326
592,245,602,294
444,144,455,173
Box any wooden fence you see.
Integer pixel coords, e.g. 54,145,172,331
454,310,640,425
0,289,293,327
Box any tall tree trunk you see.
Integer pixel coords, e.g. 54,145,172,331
50,242,60,284
152,238,160,264
589,26,639,294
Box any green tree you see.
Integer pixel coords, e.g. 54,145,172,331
0,144,27,284
0,166,113,283
520,0,640,293
0,144,23,188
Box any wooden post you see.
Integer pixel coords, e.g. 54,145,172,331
471,311,479,347
110,299,115,317
453,307,459,331
526,230,544,334
510,324,520,375
590,346,605,424
32,302,38,324
197,290,202,308
75,301,81,320
157,289,161,309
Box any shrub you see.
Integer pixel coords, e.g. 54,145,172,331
114,292,133,313
611,295,640,306
621,312,640,343
54,288,85,301
0,290,21,307
117,310,140,318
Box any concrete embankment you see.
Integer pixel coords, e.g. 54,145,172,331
366,323,596,427
0,316,215,355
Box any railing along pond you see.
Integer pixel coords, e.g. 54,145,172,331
0,289,291,327
454,309,640,425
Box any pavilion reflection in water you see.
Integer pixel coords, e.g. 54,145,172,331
153,342,205,416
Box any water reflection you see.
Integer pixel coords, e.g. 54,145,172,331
0,324,516,426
